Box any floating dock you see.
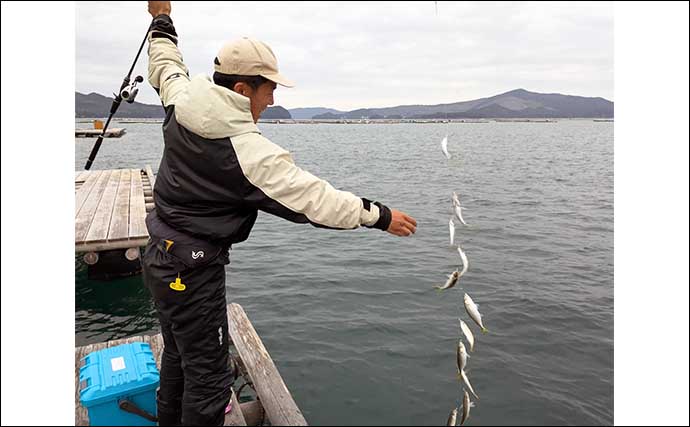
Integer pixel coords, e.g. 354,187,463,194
116,119,164,124
75,165,155,254
75,166,155,278
75,128,127,138
75,303,308,426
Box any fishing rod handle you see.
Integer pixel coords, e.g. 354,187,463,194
84,136,104,170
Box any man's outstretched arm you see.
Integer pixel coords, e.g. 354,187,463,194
231,133,417,236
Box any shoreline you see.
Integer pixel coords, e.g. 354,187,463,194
76,117,613,125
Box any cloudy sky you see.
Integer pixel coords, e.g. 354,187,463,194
76,1,613,111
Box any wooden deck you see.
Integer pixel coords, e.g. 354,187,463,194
75,128,126,138
75,166,155,253
75,303,307,426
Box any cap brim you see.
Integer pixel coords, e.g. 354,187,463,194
261,72,295,88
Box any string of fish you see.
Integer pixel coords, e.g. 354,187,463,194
435,92,488,427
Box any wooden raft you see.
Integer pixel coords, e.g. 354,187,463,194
75,303,307,426
74,166,155,253
75,128,126,138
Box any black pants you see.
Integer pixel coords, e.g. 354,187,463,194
142,220,232,426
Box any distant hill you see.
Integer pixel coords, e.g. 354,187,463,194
75,91,291,119
288,107,346,119
77,89,612,120
260,105,292,119
312,89,613,119
76,92,165,118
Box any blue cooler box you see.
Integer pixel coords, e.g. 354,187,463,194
79,342,159,426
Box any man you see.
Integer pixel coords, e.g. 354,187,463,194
143,1,417,425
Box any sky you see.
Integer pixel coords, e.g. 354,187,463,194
76,1,614,111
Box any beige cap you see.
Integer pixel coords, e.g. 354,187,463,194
214,37,294,88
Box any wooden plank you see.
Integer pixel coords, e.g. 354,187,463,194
75,170,103,217
75,170,91,182
75,237,149,253
75,170,111,244
238,401,264,426
148,333,165,369
227,303,308,426
106,169,132,241
129,168,148,238
145,164,156,187
224,390,247,426
85,169,121,243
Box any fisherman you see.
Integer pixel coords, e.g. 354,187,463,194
143,2,418,425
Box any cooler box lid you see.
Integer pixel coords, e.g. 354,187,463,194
79,342,159,407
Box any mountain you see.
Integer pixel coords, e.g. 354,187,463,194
312,89,613,119
77,89,613,120
75,92,291,119
76,92,165,118
288,107,346,120
260,105,292,119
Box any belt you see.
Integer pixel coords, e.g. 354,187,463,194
146,210,229,268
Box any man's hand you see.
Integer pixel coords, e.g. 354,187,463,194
148,1,171,18
387,209,417,237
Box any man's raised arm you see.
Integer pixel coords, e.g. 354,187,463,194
147,1,189,106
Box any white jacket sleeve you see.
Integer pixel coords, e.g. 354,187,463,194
231,133,392,231
147,14,189,107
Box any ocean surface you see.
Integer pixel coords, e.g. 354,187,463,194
75,120,613,425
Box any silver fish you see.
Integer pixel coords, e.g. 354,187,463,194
460,369,479,400
464,293,487,333
441,134,451,159
447,407,458,426
457,246,469,277
452,192,468,225
449,217,456,246
459,319,475,352
456,340,470,373
460,391,475,425
435,270,460,290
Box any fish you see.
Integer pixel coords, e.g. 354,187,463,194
452,191,461,206
435,270,460,291
457,246,469,277
452,192,468,225
454,205,466,225
460,369,479,400
441,134,451,159
459,319,475,352
464,293,487,333
449,217,456,246
447,407,458,426
456,340,470,373
460,391,475,425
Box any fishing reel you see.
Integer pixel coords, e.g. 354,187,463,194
120,75,144,103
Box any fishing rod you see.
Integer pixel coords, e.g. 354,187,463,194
84,20,153,170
